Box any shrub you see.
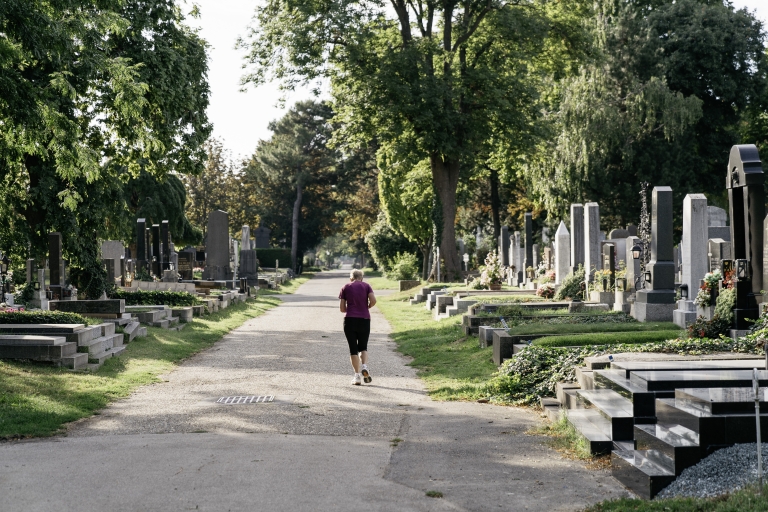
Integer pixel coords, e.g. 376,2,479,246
687,315,731,339
554,265,585,301
14,283,35,306
256,248,293,269
0,310,87,324
714,287,736,323
385,252,419,281
532,330,682,347
111,289,201,307
536,283,555,299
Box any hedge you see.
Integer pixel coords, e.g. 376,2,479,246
256,248,293,269
111,289,201,307
0,310,88,324
532,330,684,347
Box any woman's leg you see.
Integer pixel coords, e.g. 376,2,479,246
343,319,361,373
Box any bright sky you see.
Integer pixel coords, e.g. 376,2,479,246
188,0,767,161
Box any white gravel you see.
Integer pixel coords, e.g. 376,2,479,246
658,443,768,499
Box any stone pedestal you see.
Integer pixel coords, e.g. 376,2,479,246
673,299,697,328
697,304,715,320
634,294,676,322
589,290,613,304
614,290,631,313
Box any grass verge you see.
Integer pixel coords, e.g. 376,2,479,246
0,295,281,439
585,486,768,511
506,322,679,336
376,292,496,400
529,413,593,460
532,330,683,347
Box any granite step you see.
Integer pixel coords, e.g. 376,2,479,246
629,369,768,392
78,334,122,355
0,340,77,362
61,352,89,370
577,389,635,441
87,345,126,366
556,382,581,404
566,409,613,455
152,319,170,329
123,321,141,341
611,359,768,379
594,369,673,420
540,397,562,422
634,423,701,475
611,449,675,499
575,367,595,390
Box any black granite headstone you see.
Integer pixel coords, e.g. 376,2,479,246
151,224,161,276
524,213,533,272
603,243,615,290
161,220,171,271
177,251,195,280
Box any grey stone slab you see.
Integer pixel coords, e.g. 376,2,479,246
584,203,600,280
0,335,67,346
708,206,728,227
570,203,584,270
499,225,509,266
676,194,708,327
203,210,233,281
49,299,125,314
708,226,730,241
555,221,570,285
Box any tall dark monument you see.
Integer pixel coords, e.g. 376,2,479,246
151,224,161,276
48,232,65,299
136,218,147,274
161,220,171,270
727,144,765,329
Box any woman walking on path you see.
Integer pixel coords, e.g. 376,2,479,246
339,269,376,385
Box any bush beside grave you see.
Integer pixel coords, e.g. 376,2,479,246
111,289,201,307
0,310,88,324
255,248,294,269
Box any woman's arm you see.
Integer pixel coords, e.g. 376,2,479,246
339,299,347,313
367,292,376,309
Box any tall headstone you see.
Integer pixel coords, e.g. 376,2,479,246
151,224,161,276
625,236,641,291
120,257,126,286
48,232,64,300
728,144,765,329
627,225,638,236
634,187,676,322
136,219,147,264
543,247,552,270
25,259,36,284
101,241,125,284
584,203,600,281
242,226,251,250
555,221,570,285
524,213,533,277
532,243,539,269
161,220,171,270
674,194,708,328
499,226,510,266
570,204,584,272
177,249,195,281
254,223,271,249
202,210,233,281
602,244,615,290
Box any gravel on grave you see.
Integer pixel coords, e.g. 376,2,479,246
657,443,768,499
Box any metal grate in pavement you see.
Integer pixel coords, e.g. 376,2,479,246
216,395,274,405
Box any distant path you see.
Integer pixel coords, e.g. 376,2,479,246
0,270,627,511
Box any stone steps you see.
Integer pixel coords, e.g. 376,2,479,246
87,345,126,367
565,409,613,455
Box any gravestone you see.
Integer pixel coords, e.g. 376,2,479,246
708,206,731,242
254,223,271,249
241,225,251,250
103,259,116,285
161,220,171,270
136,218,147,266
48,232,65,300
177,250,195,281
25,259,36,284
499,226,510,266
627,225,638,236
609,228,629,239
543,247,552,270
674,194,708,328
584,203,601,281
634,187,676,322
202,210,234,281
120,257,126,286
555,222,570,285
728,144,765,329
542,227,550,244
101,241,124,284
524,213,533,278
602,244,615,290
151,224,161,276
709,238,730,272
625,235,641,291
532,243,539,269
570,203,584,272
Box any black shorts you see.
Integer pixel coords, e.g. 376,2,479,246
343,317,370,355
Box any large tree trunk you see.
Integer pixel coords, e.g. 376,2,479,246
430,154,461,280
489,167,501,240
291,182,303,271
419,241,432,281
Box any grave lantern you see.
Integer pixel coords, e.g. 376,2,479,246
617,277,626,292
736,259,750,281
644,270,652,283
631,244,642,260
602,277,608,292
33,281,40,291
680,284,689,300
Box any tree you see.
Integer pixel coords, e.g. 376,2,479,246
378,150,433,279
0,0,211,295
523,0,765,227
253,101,336,270
240,0,588,279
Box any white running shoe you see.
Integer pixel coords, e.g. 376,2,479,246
361,366,372,384
351,373,362,386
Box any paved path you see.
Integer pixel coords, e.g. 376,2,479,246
0,271,627,511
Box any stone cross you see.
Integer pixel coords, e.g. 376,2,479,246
555,221,570,285
584,203,601,281
499,226,509,266
570,204,584,272
634,187,675,322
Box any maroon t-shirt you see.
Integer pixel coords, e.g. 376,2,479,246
339,281,374,319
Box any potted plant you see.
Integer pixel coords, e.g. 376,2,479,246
695,270,722,320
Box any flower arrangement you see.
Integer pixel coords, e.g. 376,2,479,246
536,283,555,299
593,268,614,292
478,250,507,288
694,270,722,308
0,304,25,313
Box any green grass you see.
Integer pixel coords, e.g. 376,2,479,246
586,486,768,511
259,272,315,295
0,294,281,439
530,413,593,460
532,330,683,347
506,322,678,336
376,292,496,400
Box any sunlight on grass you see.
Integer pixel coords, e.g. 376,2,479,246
377,293,496,401
0,294,282,439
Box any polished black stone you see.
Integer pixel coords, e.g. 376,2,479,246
594,370,674,420
567,409,613,455
630,369,768,391
634,423,701,476
578,389,635,441
675,387,768,414
612,449,675,499
612,359,767,379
